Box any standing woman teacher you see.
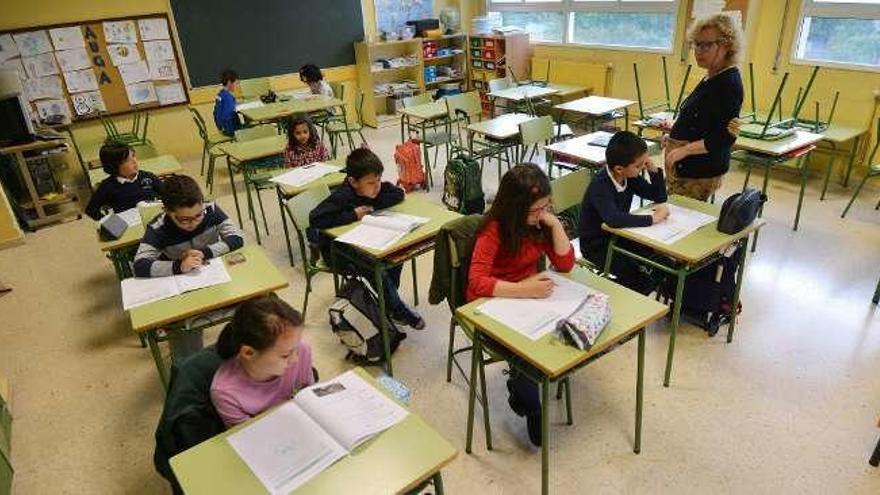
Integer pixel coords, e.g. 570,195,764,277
665,13,744,201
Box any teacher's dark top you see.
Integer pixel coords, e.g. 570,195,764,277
669,66,743,179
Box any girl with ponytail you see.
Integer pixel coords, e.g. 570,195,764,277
210,295,314,427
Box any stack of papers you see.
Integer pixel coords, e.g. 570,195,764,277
269,163,338,188
121,259,232,310
227,370,408,494
336,212,429,251
625,203,716,244
478,271,599,340
235,101,264,112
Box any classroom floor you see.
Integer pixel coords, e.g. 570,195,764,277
1,121,880,494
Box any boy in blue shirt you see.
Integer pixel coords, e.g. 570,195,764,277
213,69,241,136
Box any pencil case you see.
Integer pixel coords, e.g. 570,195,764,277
556,293,611,351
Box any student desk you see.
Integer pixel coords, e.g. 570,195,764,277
602,195,765,387
170,368,457,495
456,266,668,495
815,124,869,196
544,132,661,171
554,96,637,131
97,203,163,280
731,130,823,236
399,100,449,144
545,83,589,99
86,154,183,189
324,197,462,376
466,112,533,158
129,245,288,390
237,95,346,125
488,85,558,102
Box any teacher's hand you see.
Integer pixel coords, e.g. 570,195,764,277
727,118,741,137
665,146,688,174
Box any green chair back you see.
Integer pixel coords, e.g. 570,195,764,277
403,93,433,107
234,125,277,142
354,92,365,127
188,106,209,142
446,91,482,121
487,77,513,93
328,81,345,100
285,184,331,266
551,168,591,213
518,116,554,148
240,78,270,100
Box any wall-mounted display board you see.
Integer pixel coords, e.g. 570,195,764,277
0,13,189,124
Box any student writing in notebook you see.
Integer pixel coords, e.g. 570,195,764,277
85,141,162,220
283,114,329,168
213,69,242,137
579,131,668,295
211,296,315,427
467,163,575,447
133,174,244,361
309,148,425,329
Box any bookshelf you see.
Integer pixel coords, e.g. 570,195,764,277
467,32,530,114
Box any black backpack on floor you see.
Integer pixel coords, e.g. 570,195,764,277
328,276,406,364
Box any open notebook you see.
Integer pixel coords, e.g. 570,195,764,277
227,370,408,495
121,259,231,310
269,163,338,188
624,203,716,245
336,211,429,251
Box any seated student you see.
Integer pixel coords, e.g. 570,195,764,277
134,174,244,360
210,295,314,427
85,141,162,220
213,69,241,137
468,163,575,447
308,148,425,329
284,114,329,168
578,131,668,294
299,63,334,98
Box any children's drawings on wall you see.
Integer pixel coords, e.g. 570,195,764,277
12,30,53,57
34,98,71,121
0,34,20,61
71,90,106,116
55,48,91,72
22,52,58,79
103,21,138,44
148,60,178,81
107,43,141,66
48,26,85,51
118,60,150,86
155,82,186,105
63,69,99,94
125,81,157,105
138,18,170,41
143,40,174,62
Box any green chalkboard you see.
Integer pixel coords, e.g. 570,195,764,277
170,0,364,87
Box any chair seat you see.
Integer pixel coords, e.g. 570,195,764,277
326,121,361,133
869,163,880,175
207,133,233,146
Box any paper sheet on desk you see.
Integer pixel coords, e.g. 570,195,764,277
114,208,142,227
174,259,232,293
336,223,407,251
625,204,716,245
478,271,596,340
270,163,338,188
235,101,264,112
121,259,232,310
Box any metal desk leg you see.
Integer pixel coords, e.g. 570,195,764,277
277,187,295,267
243,171,262,244
478,347,492,450
432,472,445,495
410,258,419,306
793,153,809,231
663,269,687,387
564,378,573,426
820,142,837,201
146,329,170,393
541,376,550,495
842,134,863,187
373,264,393,376
726,240,750,343
399,114,406,144
465,328,482,454
421,121,432,191
227,160,244,228
602,237,617,276
635,328,645,453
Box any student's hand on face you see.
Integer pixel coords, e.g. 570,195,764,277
354,205,373,220
538,209,562,230
652,204,670,224
520,274,555,299
727,118,741,137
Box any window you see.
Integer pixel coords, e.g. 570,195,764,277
488,0,679,51
794,0,880,69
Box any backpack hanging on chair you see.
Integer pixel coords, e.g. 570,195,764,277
394,139,426,192
443,154,485,214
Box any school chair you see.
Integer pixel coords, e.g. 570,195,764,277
487,77,515,117
841,116,880,218
187,106,232,192
98,110,153,147
153,346,225,495
518,116,573,178
446,92,511,176
280,184,334,319
239,77,270,101
233,125,285,242
326,91,368,156
403,94,453,187
551,167,591,231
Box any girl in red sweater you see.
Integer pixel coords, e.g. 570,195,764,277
467,163,575,447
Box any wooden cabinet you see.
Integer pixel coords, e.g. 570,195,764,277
467,32,530,114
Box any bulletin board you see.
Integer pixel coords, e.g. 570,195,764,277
0,13,189,125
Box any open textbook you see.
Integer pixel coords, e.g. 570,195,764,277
478,271,600,340
336,211,429,251
121,259,231,310
269,163,338,188
227,370,408,495
624,203,716,245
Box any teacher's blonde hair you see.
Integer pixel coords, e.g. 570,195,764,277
688,13,744,65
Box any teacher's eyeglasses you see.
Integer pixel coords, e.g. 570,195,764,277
692,40,720,52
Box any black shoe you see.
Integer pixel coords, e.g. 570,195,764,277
391,304,426,330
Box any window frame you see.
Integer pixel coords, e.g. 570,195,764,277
791,0,880,73
487,0,680,53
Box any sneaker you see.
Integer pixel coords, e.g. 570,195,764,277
391,304,426,330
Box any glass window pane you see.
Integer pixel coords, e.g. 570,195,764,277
495,11,566,42
571,12,675,49
797,16,880,67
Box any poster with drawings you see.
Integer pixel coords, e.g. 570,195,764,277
55,47,91,72
22,52,58,78
48,26,85,50
107,43,140,66
143,40,173,62
125,81,157,105
148,60,178,80
62,69,98,93
71,90,106,116
12,30,52,57
23,75,62,101
137,18,170,41
103,20,138,44
0,59,26,81
34,98,71,122
0,34,19,61
155,82,186,105
118,60,150,85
